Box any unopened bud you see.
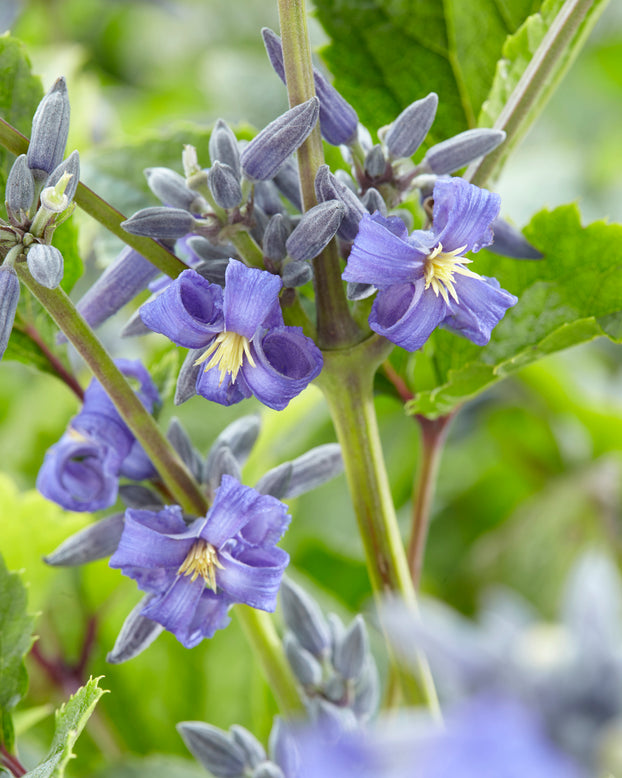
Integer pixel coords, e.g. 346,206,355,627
255,462,293,499
167,418,204,483
384,93,438,158
489,217,543,259
195,258,230,287
177,722,247,777
186,235,236,261
121,207,195,239
333,615,368,680
0,265,20,360
207,415,261,469
27,77,70,179
280,578,331,658
263,214,290,261
285,200,344,261
241,98,319,182
107,596,164,663
5,154,35,224
273,157,302,211
175,347,202,404
361,187,387,216
204,444,241,492
364,145,386,178
45,150,80,205
315,165,365,241
347,281,376,301
182,144,201,178
422,128,506,175
254,181,284,216
230,726,266,769
26,243,64,288
209,161,243,209
145,167,199,211
45,513,125,566
281,260,313,288
284,633,322,687
209,119,241,180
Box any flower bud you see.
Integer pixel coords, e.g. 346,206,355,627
204,444,241,492
241,98,320,182
107,596,164,664
280,578,331,658
0,265,20,360
263,214,290,261
315,165,365,241
118,484,164,509
186,235,236,261
177,722,247,777
167,417,204,483
273,157,302,211
489,217,543,259
121,206,195,239
45,513,125,566
285,200,345,261
230,726,266,769
384,92,438,158
333,615,368,680
286,444,343,498
361,187,387,216
281,260,313,288
5,154,35,224
27,76,70,180
347,281,376,301
144,167,200,210
206,415,261,468
364,145,387,178
422,128,506,175
209,119,241,180
195,258,230,287
174,347,202,404
284,633,323,687
208,161,243,209
26,243,64,288
254,180,284,216
45,150,80,205
255,462,293,499
352,657,380,720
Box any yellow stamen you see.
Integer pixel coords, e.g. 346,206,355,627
194,330,256,385
177,538,224,592
423,242,480,304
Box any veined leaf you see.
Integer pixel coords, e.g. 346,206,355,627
405,205,622,418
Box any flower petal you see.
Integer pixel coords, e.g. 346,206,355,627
432,177,500,254
201,475,278,547
218,545,289,611
241,326,323,411
109,506,190,572
195,361,253,406
442,274,517,346
370,280,449,351
141,575,210,648
222,262,283,338
140,269,224,348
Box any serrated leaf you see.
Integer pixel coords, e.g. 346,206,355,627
0,34,42,219
0,553,35,751
313,0,543,142
405,205,622,418
25,677,106,778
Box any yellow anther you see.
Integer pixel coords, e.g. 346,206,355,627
423,242,479,304
194,330,256,385
177,538,224,592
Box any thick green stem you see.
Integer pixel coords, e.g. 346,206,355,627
277,0,360,348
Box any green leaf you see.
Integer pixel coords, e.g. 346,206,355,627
313,0,542,142
405,205,622,418
0,554,35,751
0,34,43,218
25,677,106,778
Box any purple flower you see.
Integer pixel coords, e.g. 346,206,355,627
140,262,323,410
37,360,159,511
109,475,290,648
342,177,518,351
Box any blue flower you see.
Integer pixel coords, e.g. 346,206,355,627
37,359,159,511
342,177,517,350
140,261,323,410
109,475,290,648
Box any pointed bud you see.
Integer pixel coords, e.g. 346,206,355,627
284,444,343,498
323,674,347,704
6,154,35,224
209,161,243,209
346,281,376,301
273,157,302,211
26,243,64,288
255,462,293,499
119,484,164,509
186,235,236,261
280,578,331,658
107,596,164,663
175,347,202,404
361,187,387,216
284,633,322,687
489,217,543,259
422,128,506,175
364,145,386,178
230,726,266,769
167,417,204,483
384,93,438,158
263,214,290,261
205,444,241,491
144,167,200,210
241,98,320,182
209,119,241,180
177,722,247,777
206,415,261,468
254,181,284,216
0,266,21,360
333,615,368,680
309,698,357,732
121,207,195,239
285,200,345,262
45,513,125,566
27,77,70,180
45,150,80,205
352,657,380,720
281,260,313,288
315,165,365,241
327,613,346,662
122,308,153,338
195,258,230,287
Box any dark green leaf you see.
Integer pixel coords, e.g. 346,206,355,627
405,206,622,417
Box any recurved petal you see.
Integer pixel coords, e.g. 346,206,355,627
370,280,448,351
141,576,217,648
343,213,425,288
242,326,323,411
195,361,252,407
109,505,190,572
442,274,517,346
202,475,276,547
222,262,283,337
218,544,289,611
140,268,223,348
432,177,500,254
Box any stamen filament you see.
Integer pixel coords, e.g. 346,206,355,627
178,538,224,592
194,330,256,385
423,242,480,303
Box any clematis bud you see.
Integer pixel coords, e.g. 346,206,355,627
27,76,70,180
384,92,438,158
422,128,506,175
107,596,164,664
208,161,243,209
273,157,302,211
45,150,80,205
254,180,284,215
209,119,241,180
5,154,35,224
166,417,204,483
364,145,387,178
280,578,331,659
361,187,387,216
241,98,320,181
144,167,200,210
186,235,236,261
488,217,543,259
315,165,365,241
285,200,345,261
0,265,20,360
174,347,202,405
121,206,195,239
45,513,125,566
281,261,313,288
347,281,376,301
206,415,261,470
263,213,290,261
230,726,266,769
177,722,247,777
284,634,322,687
333,615,368,680
26,243,64,288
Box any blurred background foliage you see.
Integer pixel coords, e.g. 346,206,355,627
0,0,621,775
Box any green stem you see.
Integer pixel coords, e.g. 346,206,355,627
0,118,186,278
408,414,453,588
466,0,603,186
277,0,360,348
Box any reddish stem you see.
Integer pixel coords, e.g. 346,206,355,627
1,745,27,777
381,360,414,403
19,321,84,400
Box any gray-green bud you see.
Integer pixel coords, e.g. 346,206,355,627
144,167,201,211
208,161,243,209
0,265,20,360
285,200,345,262
27,77,70,180
45,513,125,566
177,722,247,778
6,154,35,225
209,119,241,180
121,206,195,239
26,243,64,288
422,128,506,175
45,150,80,206
107,596,164,664
364,145,387,178
384,92,438,158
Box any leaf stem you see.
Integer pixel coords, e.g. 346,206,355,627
0,745,26,777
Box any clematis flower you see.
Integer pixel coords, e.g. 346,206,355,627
109,475,290,648
140,261,323,410
342,177,518,351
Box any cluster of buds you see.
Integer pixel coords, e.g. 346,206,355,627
0,78,77,358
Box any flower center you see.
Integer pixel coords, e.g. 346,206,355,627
423,242,478,304
194,330,256,385
177,538,223,592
